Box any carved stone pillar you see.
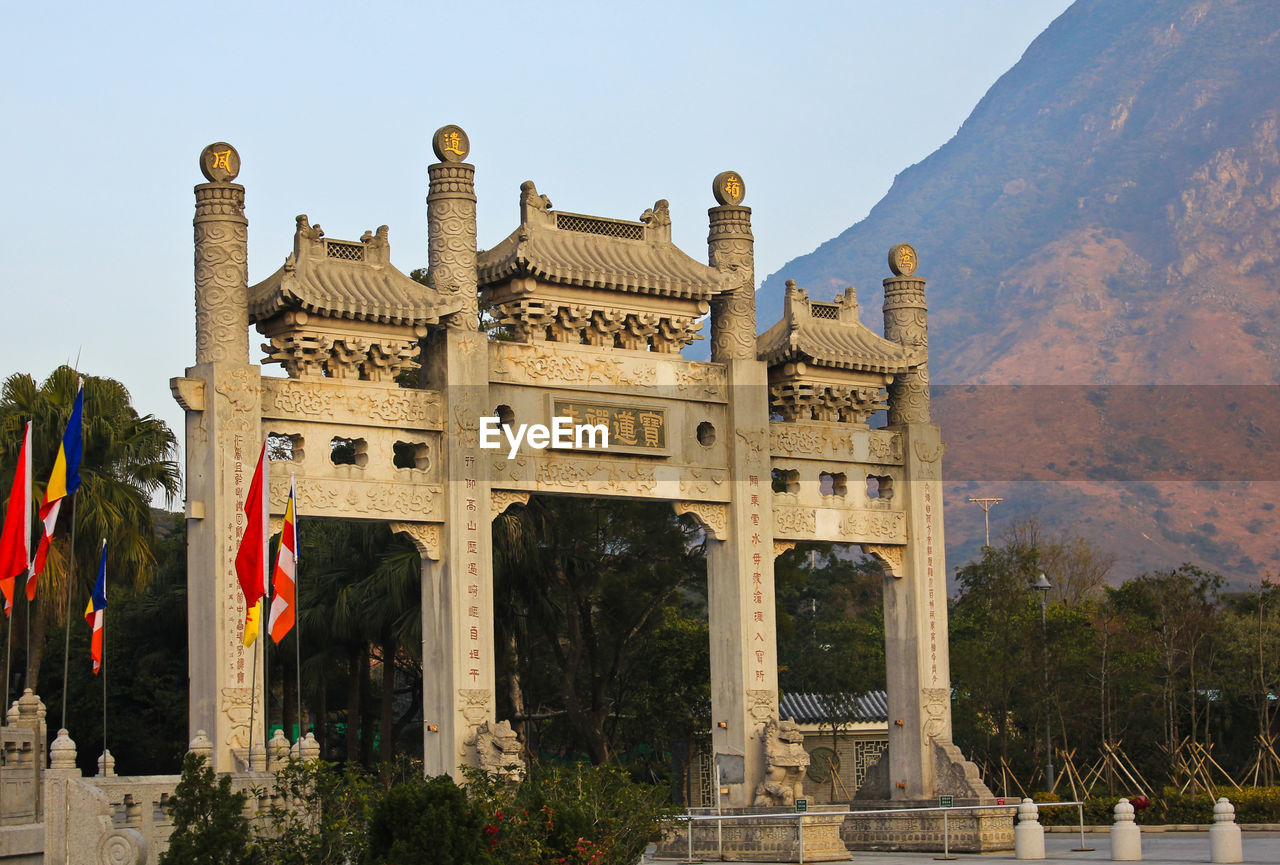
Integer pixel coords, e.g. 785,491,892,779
194,144,249,365
708,171,756,362
419,323,499,778
882,243,929,424
178,143,264,772
427,125,479,330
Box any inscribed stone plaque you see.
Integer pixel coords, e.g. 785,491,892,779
716,753,745,785
552,398,668,455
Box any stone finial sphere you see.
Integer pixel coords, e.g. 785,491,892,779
712,170,746,206
432,125,470,163
888,242,918,277
199,142,240,183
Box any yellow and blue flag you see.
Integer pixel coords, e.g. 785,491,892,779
32,384,84,588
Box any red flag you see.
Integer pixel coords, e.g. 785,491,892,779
234,442,269,646
0,422,33,614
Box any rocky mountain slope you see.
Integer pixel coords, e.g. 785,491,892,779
761,0,1280,584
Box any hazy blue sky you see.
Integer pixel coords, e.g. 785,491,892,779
0,0,1071,493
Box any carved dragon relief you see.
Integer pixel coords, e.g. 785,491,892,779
861,543,905,578
491,491,531,515
390,522,443,561
672,501,729,541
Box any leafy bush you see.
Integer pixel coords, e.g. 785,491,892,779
258,759,378,865
1035,786,1280,825
466,762,675,865
366,775,495,865
159,753,258,865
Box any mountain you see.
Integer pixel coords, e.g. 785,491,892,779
760,0,1280,585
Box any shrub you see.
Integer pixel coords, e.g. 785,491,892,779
1036,786,1280,825
257,759,378,865
467,762,675,865
366,775,495,865
159,753,258,865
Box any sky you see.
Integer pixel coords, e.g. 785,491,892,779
0,0,1073,501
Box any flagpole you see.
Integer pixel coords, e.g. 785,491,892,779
60,493,77,731
247,612,258,770
101,597,107,765
294,511,303,742
3,607,11,712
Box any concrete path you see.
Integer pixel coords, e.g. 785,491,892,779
644,830,1280,865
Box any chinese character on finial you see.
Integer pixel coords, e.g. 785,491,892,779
199,142,240,182
432,125,470,163
888,243,918,277
712,170,746,206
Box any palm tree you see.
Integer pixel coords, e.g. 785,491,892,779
0,365,180,695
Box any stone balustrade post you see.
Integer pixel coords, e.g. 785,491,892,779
1110,798,1141,861
1014,798,1045,860
1210,797,1243,864
299,731,320,762
48,728,79,775
267,728,290,772
97,749,116,778
187,729,213,765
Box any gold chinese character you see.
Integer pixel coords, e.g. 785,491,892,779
584,406,610,428
638,411,662,447
210,149,232,171
442,131,464,156
725,175,742,200
613,410,638,445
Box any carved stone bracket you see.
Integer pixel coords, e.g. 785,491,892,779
772,540,797,558
673,501,729,541
491,490,531,516
861,543,905,578
390,521,443,561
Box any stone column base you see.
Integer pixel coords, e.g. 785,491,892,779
655,807,850,862
841,803,1015,853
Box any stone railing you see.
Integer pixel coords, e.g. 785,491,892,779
0,690,46,828
44,727,320,865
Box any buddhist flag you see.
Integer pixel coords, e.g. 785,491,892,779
84,539,107,674
32,383,84,595
267,475,297,644
234,442,269,647
0,422,33,614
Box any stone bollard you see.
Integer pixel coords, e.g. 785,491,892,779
1210,797,1243,864
187,729,213,765
1015,798,1045,860
249,741,267,772
1111,798,1141,861
98,749,116,777
267,728,290,772
299,731,320,762
48,728,79,774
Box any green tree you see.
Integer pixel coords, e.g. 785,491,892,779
159,753,258,865
0,366,179,695
493,495,706,764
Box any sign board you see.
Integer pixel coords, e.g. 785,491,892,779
715,753,745,785
795,798,808,813
939,795,954,808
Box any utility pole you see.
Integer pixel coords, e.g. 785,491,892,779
967,496,1004,547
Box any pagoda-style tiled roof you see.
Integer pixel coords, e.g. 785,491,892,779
476,182,730,300
248,216,463,326
757,282,922,373
781,691,888,725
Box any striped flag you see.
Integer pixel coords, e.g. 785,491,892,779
267,475,297,644
32,383,84,597
0,422,33,614
234,442,269,647
84,539,107,674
